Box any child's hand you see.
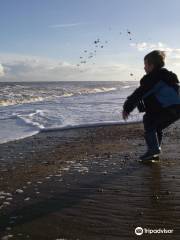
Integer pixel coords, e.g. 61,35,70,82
122,110,129,120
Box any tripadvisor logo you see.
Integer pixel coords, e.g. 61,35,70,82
135,226,174,235
135,227,143,235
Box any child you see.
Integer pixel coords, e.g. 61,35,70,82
122,50,180,161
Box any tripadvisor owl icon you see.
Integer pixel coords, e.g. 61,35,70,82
135,227,143,235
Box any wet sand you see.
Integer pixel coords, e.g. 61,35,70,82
0,121,180,239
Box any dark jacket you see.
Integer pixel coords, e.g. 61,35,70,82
123,68,180,114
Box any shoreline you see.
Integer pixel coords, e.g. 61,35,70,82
0,121,180,239
40,119,142,133
0,119,142,145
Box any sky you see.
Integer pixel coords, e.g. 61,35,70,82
0,0,180,82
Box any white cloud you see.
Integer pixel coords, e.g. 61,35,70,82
0,63,5,77
0,53,139,82
0,54,77,81
49,22,86,28
130,41,180,56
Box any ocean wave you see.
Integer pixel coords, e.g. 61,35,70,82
77,87,117,95
0,96,45,107
14,110,46,129
62,93,74,97
0,86,117,107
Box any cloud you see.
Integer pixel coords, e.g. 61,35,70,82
0,53,139,82
130,42,180,56
49,22,86,28
0,54,77,81
0,63,5,77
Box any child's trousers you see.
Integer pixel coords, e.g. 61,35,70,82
143,105,180,152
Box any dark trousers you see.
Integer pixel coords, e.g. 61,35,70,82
143,105,180,151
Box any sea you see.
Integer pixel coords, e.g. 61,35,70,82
0,81,142,144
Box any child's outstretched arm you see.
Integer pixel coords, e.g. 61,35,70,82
123,86,144,115
122,73,156,117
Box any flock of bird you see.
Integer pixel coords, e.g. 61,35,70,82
76,29,134,77
76,38,107,67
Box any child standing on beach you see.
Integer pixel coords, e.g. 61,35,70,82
122,50,180,161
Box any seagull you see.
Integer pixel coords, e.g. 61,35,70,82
94,38,100,44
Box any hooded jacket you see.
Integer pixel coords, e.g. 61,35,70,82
123,68,180,114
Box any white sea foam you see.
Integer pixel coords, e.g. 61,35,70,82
2,97,44,106
15,110,46,129
122,85,130,89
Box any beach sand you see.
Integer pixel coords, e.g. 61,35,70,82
0,121,180,239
